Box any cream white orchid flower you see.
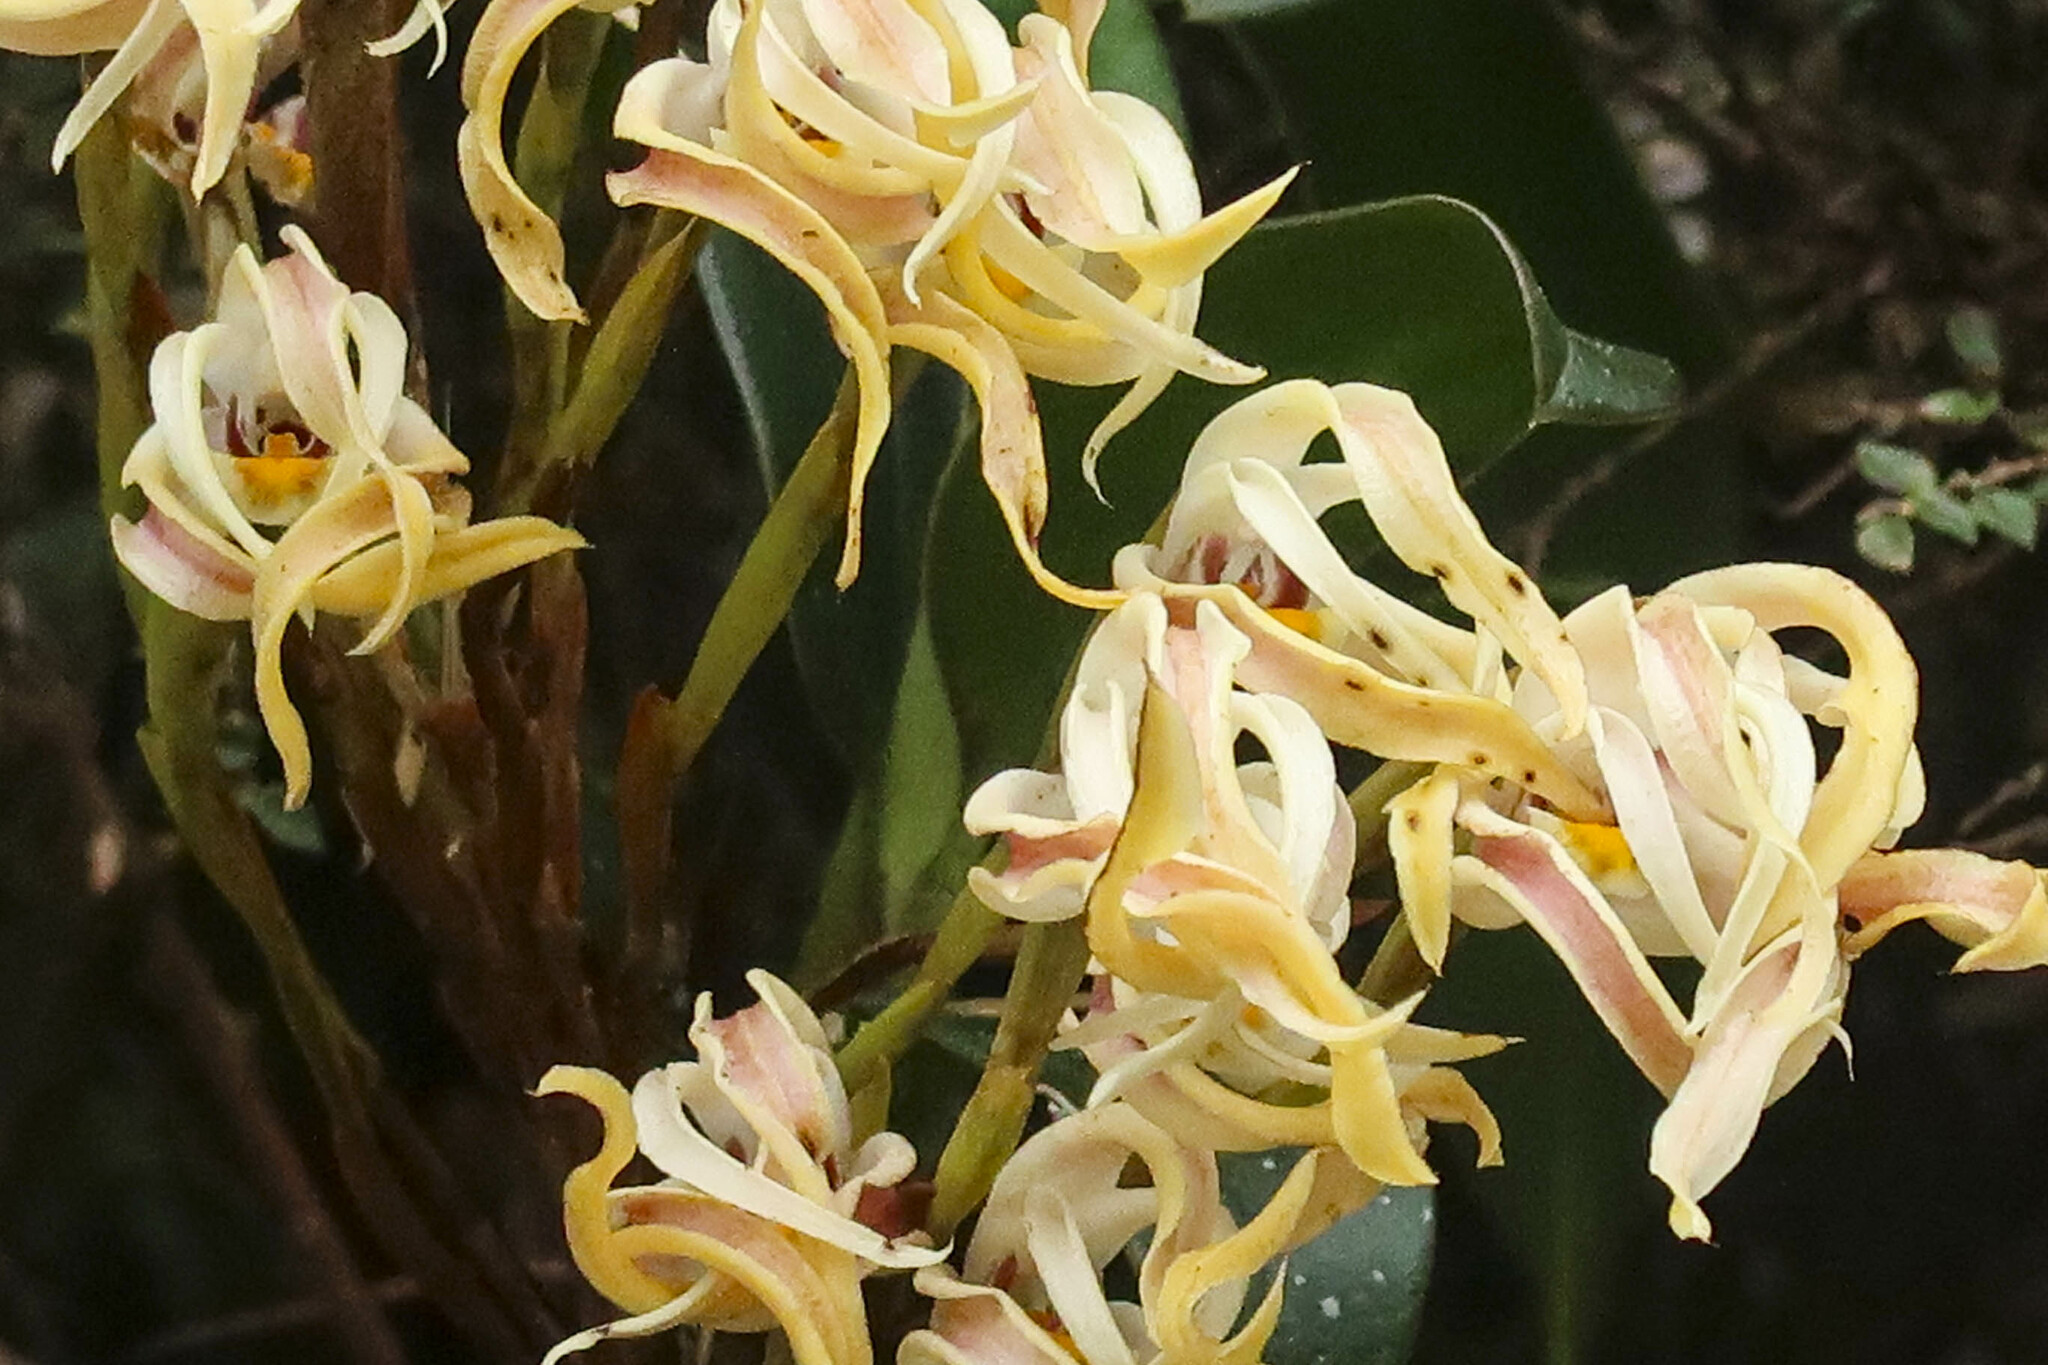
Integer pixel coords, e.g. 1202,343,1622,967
1110,378,1605,822
538,970,944,1365
4,0,442,196
966,592,1494,1188
109,227,583,807
1390,571,2048,1239
461,0,1288,593
901,1101,1316,1365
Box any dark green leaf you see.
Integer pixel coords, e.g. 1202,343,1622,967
1917,387,2000,425
1856,512,1917,573
1537,326,1684,427
698,229,967,768
1911,487,1981,544
1970,486,2038,549
1855,440,1939,496
1219,1151,1434,1365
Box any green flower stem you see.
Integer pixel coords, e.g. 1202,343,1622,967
502,6,612,466
1358,912,1436,1005
656,374,858,776
835,886,1004,1096
1348,757,1430,851
927,916,1092,1236
135,608,379,1118
74,113,163,559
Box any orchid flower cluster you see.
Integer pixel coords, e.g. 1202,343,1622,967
12,0,2048,1361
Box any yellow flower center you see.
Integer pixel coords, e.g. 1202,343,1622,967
234,429,329,503
1556,819,1638,881
1264,606,1324,641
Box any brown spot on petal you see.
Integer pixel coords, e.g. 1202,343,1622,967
1506,572,1529,596
1367,629,1391,651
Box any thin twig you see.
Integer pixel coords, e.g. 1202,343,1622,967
116,1262,580,1365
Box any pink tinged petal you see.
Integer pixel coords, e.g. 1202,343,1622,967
712,1,935,240
1014,15,1147,247
606,145,894,588
606,1192,870,1365
111,506,255,620
1664,563,1918,889
121,423,261,570
457,0,591,322
1459,804,1692,1094
1388,767,1460,971
1628,595,1749,829
49,0,181,173
1647,935,1835,1241
797,0,950,105
1840,847,2048,972
883,292,1119,610
256,229,368,447
1326,382,1589,731
627,1065,945,1269
703,970,852,1168
905,1275,1077,1365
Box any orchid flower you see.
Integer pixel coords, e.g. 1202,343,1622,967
1391,571,2048,1239
4,0,443,197
966,593,1495,1188
1111,378,1607,822
537,970,944,1365
109,227,583,807
901,1101,1318,1365
460,0,1288,593
122,17,311,202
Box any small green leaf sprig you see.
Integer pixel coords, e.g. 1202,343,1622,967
1852,306,2048,572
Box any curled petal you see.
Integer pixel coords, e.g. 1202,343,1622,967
1387,767,1460,971
629,1065,945,1269
883,289,1119,610
111,506,255,620
1840,847,2048,972
1647,933,1842,1241
458,0,591,321
1458,803,1691,1094
1665,563,1917,890
250,475,420,809
1120,572,1606,820
307,515,584,616
607,140,892,587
